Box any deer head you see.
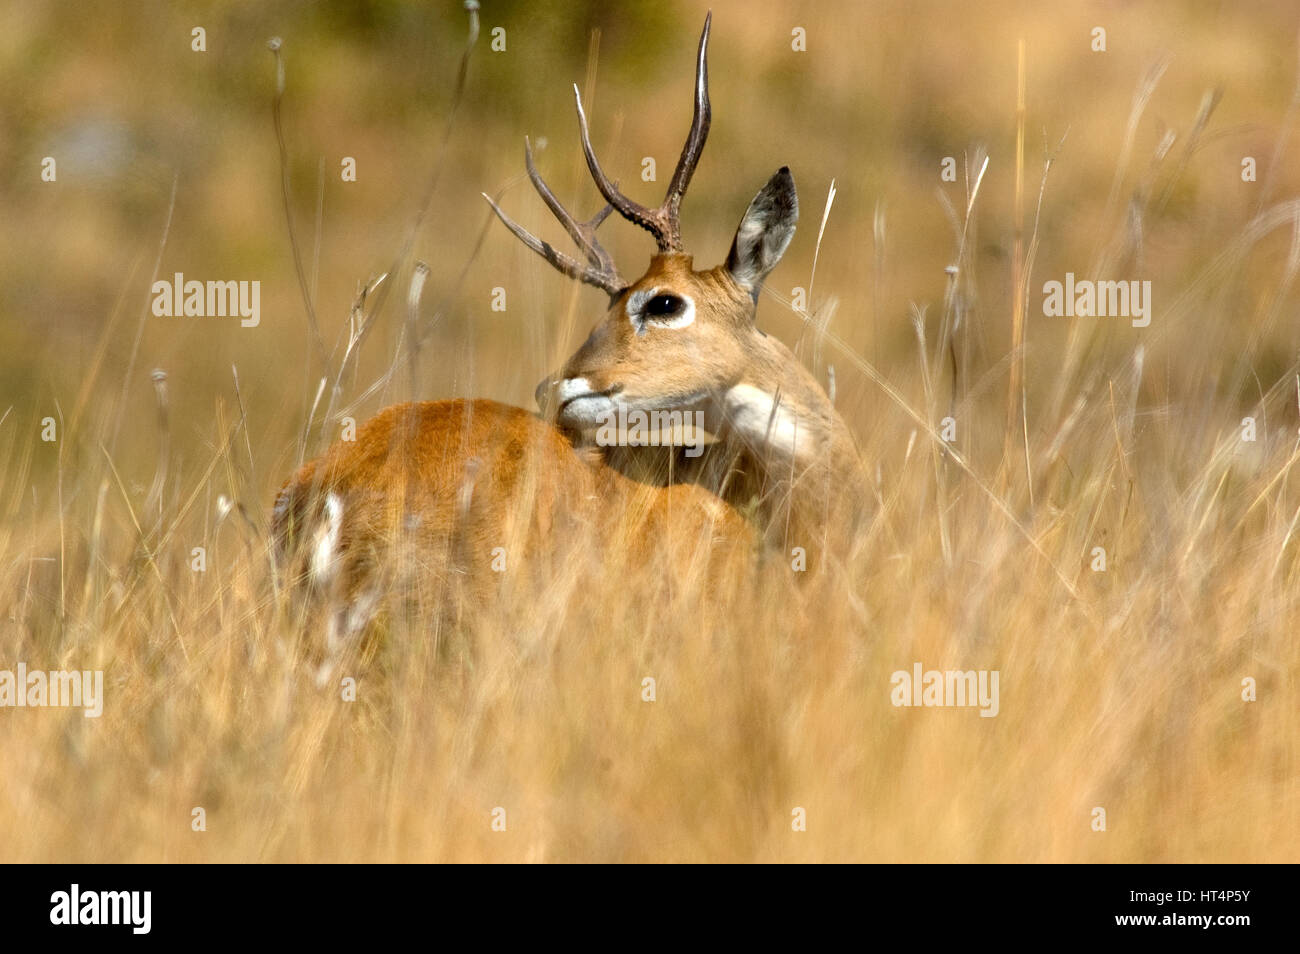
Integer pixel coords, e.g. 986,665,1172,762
484,13,865,536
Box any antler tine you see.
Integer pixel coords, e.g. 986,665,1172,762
524,137,619,278
573,85,668,249
662,11,712,231
572,13,713,254
481,191,624,296
488,15,713,277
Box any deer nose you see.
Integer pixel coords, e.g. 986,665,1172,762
535,375,557,412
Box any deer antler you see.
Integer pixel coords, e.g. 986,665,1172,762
575,12,711,253
484,13,713,290
481,137,624,296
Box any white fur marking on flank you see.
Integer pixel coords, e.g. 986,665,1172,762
309,492,344,586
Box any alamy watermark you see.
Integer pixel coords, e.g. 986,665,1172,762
594,406,707,458
890,663,999,717
50,884,150,934
151,272,260,327
1043,272,1151,328
0,663,103,717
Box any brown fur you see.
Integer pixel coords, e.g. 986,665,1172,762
272,399,757,658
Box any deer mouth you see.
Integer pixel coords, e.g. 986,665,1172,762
551,379,624,428
557,393,618,426
559,384,718,433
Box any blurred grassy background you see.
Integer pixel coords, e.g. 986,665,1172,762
0,0,1297,861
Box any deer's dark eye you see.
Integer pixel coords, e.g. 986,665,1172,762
645,294,685,317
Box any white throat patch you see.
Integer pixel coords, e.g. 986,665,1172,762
722,383,804,459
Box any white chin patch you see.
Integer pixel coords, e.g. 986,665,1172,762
555,377,618,428
558,393,618,428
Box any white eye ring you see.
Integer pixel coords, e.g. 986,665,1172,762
626,287,696,335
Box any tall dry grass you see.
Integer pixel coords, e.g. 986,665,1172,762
0,0,1297,861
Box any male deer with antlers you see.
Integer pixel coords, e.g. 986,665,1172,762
272,14,868,668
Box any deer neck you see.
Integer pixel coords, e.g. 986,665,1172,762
706,336,868,549
581,336,868,554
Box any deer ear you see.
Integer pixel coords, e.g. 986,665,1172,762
726,166,798,299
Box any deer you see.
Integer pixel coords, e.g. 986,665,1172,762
272,13,868,676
